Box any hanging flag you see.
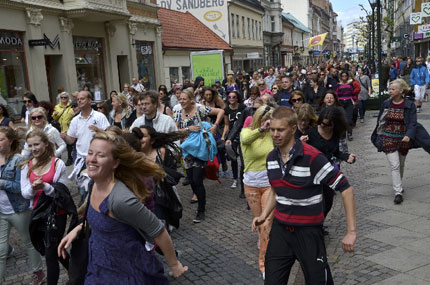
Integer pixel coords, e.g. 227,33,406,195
308,33,328,48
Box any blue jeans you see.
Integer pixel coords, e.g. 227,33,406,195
358,100,367,119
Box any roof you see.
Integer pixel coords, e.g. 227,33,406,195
157,8,232,51
282,12,311,34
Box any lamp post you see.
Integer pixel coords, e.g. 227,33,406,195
368,0,377,74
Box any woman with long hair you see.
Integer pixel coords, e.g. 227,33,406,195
95,102,110,120
304,78,326,107
158,88,173,117
0,127,45,284
336,71,356,140
58,131,187,283
357,67,372,123
318,90,341,111
222,91,246,189
22,107,66,158
244,86,260,107
174,89,224,223
240,105,274,280
109,93,130,129
225,75,239,93
288,90,306,109
305,107,356,219
21,130,69,285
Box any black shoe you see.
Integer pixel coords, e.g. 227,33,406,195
190,199,198,204
182,177,190,186
394,194,403,204
66,158,73,166
347,133,353,141
193,211,205,223
239,193,246,199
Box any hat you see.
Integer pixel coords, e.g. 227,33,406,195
215,79,220,83
227,70,234,75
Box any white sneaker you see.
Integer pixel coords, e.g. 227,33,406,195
231,180,237,188
262,272,265,281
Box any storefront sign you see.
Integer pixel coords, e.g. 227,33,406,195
0,31,23,50
29,39,48,46
140,44,152,55
73,37,103,52
247,52,259,59
422,2,430,17
410,13,422,25
418,24,430,33
413,32,424,40
190,50,224,86
157,0,229,43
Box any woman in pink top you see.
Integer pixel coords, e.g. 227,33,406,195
21,130,68,285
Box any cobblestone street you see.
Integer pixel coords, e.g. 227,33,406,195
4,106,430,285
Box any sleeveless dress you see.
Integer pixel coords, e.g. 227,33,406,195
85,194,168,285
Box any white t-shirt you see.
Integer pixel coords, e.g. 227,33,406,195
67,110,110,158
0,190,14,214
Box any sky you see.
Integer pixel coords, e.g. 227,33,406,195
331,0,368,29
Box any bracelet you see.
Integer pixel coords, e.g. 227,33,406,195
215,123,219,127
258,128,264,133
185,127,189,132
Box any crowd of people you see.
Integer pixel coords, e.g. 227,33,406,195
2,55,430,284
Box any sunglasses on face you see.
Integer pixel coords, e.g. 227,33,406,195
307,73,311,76
311,72,318,74
258,84,265,86
24,100,32,104
272,87,278,90
61,96,68,99
320,121,333,127
291,98,303,103
31,115,43,121
228,96,237,99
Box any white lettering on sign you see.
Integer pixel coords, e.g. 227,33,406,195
0,36,23,46
411,12,422,25
422,2,430,17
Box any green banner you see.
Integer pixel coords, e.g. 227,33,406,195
191,51,223,87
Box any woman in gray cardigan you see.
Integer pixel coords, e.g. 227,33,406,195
58,131,187,283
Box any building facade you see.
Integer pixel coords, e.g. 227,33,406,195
0,0,163,116
228,0,265,72
261,0,283,67
281,12,311,66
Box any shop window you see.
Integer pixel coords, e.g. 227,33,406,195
0,30,28,117
169,67,179,86
135,41,155,90
73,36,106,101
248,18,250,40
181,66,190,83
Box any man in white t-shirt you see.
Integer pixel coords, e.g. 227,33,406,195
131,77,144,93
61,91,110,159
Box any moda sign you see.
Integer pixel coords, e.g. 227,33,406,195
0,31,23,50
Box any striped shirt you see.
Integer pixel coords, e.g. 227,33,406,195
266,141,350,227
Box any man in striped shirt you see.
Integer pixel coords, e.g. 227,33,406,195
252,106,356,284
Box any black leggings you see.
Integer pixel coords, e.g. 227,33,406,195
187,167,206,213
44,214,69,285
231,142,245,194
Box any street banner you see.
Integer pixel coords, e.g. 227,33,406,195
418,24,430,33
422,2,430,17
190,50,224,86
410,12,422,25
372,78,379,96
308,33,328,48
157,0,229,43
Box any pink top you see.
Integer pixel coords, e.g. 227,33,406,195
29,157,56,208
243,116,253,128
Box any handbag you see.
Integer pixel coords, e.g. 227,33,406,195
66,181,93,285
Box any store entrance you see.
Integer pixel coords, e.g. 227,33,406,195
117,55,129,92
44,55,63,104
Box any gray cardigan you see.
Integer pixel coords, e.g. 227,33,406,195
108,181,164,244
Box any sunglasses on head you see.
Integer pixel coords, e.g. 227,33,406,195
262,105,271,118
291,98,303,103
31,115,43,121
24,100,32,103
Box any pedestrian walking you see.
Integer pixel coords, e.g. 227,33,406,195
0,127,45,284
410,57,430,113
357,67,372,123
52,92,74,165
253,106,357,284
240,105,275,280
371,79,430,204
58,131,187,283
108,93,130,129
336,71,356,140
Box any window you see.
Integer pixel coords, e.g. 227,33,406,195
248,17,250,40
236,14,240,39
181,66,190,83
135,41,155,90
169,67,179,86
271,16,275,32
252,19,255,40
259,21,262,40
242,16,245,39
0,30,28,116
74,36,106,100
231,13,235,38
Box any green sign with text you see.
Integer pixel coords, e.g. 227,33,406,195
191,50,224,86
